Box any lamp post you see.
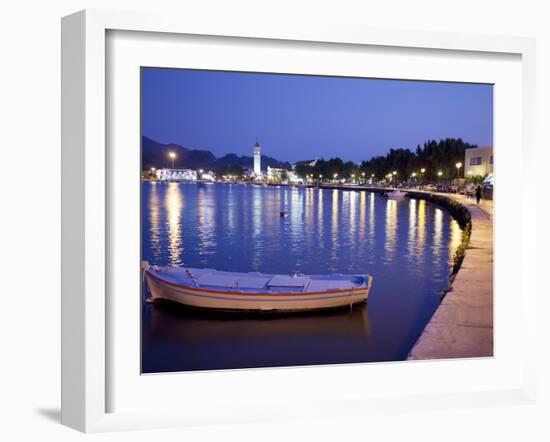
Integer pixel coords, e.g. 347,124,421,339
455,162,462,193
392,171,397,186
437,170,443,184
361,172,366,184
168,152,176,169
333,173,338,183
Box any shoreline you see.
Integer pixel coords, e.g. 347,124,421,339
143,180,494,359
407,193,493,360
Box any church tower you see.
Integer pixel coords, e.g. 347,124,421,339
253,138,261,176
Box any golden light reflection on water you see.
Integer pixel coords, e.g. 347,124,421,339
147,184,462,283
226,184,234,232
348,191,357,239
417,199,426,261
290,187,304,239
368,192,375,248
148,181,161,257
197,187,206,256
384,199,398,257
449,219,462,260
359,192,366,244
305,188,314,230
433,208,443,262
331,189,339,247
408,198,417,257
315,189,325,255
251,186,263,239
165,183,183,265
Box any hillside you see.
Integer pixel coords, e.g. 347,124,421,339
142,136,291,172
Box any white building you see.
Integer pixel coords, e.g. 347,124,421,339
155,168,197,181
464,146,493,177
292,159,318,169
267,166,301,184
253,138,261,176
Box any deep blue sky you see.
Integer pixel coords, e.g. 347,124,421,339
141,68,493,163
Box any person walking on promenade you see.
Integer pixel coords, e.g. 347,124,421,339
475,185,482,204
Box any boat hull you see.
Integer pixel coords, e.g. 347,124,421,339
145,271,372,312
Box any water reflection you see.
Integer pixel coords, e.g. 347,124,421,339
433,208,443,263
165,183,182,266
368,192,375,249
142,183,463,372
148,181,161,260
417,199,427,262
143,301,372,372
359,191,366,245
408,198,417,258
384,199,398,259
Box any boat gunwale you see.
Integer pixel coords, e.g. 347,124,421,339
145,268,372,297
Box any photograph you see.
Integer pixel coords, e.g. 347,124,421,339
140,67,494,373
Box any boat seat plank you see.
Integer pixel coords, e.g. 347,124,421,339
235,277,271,289
268,275,310,288
195,273,238,288
306,280,354,292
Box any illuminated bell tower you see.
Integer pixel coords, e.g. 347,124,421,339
253,138,261,176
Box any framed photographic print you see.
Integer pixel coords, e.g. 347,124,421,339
61,9,537,432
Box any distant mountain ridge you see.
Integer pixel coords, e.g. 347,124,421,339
142,136,291,171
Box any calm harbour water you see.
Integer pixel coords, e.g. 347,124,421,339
141,182,462,373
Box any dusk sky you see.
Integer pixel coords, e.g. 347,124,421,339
141,68,493,163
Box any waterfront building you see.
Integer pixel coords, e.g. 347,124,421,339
267,166,301,183
155,168,197,181
253,138,261,176
464,146,493,176
292,159,318,169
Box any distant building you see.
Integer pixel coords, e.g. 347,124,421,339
155,168,197,181
464,146,493,176
267,166,300,183
292,159,318,169
253,138,261,176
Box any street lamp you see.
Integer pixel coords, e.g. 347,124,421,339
455,162,462,178
455,162,462,193
168,152,176,168
333,173,338,181
420,167,426,188
437,170,443,183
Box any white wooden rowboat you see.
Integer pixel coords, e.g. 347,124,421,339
143,263,373,312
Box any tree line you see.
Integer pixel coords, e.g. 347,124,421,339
294,138,478,181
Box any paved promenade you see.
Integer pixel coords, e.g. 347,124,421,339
408,193,494,360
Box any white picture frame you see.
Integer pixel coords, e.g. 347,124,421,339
61,9,537,433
